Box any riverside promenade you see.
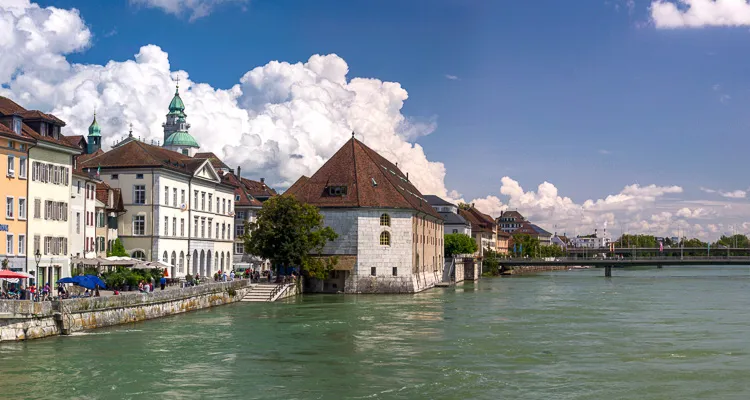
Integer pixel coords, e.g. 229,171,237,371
0,280,251,342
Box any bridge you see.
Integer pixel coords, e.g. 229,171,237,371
498,256,750,277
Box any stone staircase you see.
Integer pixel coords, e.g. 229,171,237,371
240,284,278,302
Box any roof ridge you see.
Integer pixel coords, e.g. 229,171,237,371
351,138,361,207
355,138,423,214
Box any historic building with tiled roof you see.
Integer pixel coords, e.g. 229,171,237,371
0,95,82,282
286,134,444,294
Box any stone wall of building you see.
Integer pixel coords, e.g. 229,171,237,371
320,209,359,255
0,280,249,342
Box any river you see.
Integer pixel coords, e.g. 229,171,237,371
2,267,750,399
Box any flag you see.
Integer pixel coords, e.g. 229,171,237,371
659,242,663,252
519,244,523,254
96,166,100,177
513,244,517,254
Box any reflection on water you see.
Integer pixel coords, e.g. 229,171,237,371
2,267,750,399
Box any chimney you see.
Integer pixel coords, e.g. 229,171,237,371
260,177,265,187
237,166,241,178
406,172,409,181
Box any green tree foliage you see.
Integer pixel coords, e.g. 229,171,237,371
444,233,478,256
245,195,338,280
511,233,539,257
482,248,500,276
107,238,128,257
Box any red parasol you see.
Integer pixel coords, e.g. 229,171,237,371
0,270,31,279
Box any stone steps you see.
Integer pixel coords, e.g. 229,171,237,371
240,285,278,302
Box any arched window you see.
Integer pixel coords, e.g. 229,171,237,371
171,251,177,268
163,251,168,263
179,251,185,273
380,231,391,246
380,213,390,227
132,250,146,260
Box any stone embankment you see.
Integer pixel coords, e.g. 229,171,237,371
0,280,250,342
502,265,571,275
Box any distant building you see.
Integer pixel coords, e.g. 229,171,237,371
94,181,124,258
496,210,526,233
459,205,497,254
424,195,471,236
570,229,611,248
551,234,570,248
287,135,444,294
496,230,510,254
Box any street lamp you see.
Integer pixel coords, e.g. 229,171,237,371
186,253,191,277
34,249,41,301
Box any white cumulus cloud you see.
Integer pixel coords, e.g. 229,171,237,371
651,0,750,28
129,0,247,20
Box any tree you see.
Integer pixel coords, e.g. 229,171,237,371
482,248,500,275
511,233,540,257
444,233,477,257
107,238,128,257
245,195,338,280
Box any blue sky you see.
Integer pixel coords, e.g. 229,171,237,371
5,0,750,238
42,0,749,201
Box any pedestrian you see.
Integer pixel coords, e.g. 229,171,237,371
160,275,167,290
230,270,235,281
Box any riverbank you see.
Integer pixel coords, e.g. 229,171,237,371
501,265,571,275
0,280,251,342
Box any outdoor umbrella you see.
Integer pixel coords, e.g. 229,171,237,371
56,277,76,284
0,270,31,279
70,275,107,290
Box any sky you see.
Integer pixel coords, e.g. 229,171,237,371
1,0,750,240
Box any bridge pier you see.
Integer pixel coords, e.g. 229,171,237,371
604,265,612,278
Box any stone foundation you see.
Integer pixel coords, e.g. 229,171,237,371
0,280,250,342
502,265,570,275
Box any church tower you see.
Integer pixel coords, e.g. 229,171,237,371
87,113,101,154
162,82,200,156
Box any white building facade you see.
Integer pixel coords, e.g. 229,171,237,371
69,172,99,260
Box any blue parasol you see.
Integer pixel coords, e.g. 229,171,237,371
68,275,107,290
57,277,76,284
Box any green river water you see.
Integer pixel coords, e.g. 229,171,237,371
2,267,750,399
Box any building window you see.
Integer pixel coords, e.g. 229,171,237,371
181,189,185,205
134,185,146,204
163,251,168,263
133,215,145,235
380,213,390,227
172,217,177,237
164,186,169,205
6,234,13,255
181,218,185,236
34,235,40,254
6,196,14,219
327,185,347,196
34,198,40,219
216,223,219,239
40,122,47,136
19,157,26,179
164,216,169,236
18,235,25,255
18,198,26,220
208,218,213,238
132,250,146,260
235,242,244,254
379,231,390,246
236,224,245,237
371,267,376,276
13,117,21,134
173,188,177,207
222,224,226,240
75,212,80,234
235,195,240,201
208,194,212,211
193,217,198,237
111,174,118,179
237,211,245,220
216,197,220,212
194,190,198,209
136,174,144,179
392,267,398,276
222,199,226,214
452,229,458,234
201,192,206,210
201,218,206,238
7,155,14,177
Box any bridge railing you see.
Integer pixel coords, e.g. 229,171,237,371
501,256,750,263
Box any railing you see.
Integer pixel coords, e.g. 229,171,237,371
266,276,296,301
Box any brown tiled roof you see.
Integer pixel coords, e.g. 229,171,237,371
195,152,229,170
222,172,262,207
80,140,208,175
512,222,538,236
0,96,79,150
285,137,441,218
498,230,511,238
77,149,104,164
459,207,496,233
64,135,86,149
241,177,278,198
0,123,35,143
497,210,525,221
285,175,308,195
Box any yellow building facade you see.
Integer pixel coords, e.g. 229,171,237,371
0,128,34,271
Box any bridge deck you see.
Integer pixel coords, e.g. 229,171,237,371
499,257,750,267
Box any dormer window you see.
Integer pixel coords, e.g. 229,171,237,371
327,185,347,196
12,117,21,134
40,123,47,137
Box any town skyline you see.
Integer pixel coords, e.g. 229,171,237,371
2,0,749,240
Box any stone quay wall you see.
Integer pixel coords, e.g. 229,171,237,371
0,280,250,342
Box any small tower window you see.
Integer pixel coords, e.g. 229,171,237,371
327,185,347,196
380,231,391,246
380,213,390,227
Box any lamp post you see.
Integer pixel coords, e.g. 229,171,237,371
34,249,41,301
186,253,191,277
